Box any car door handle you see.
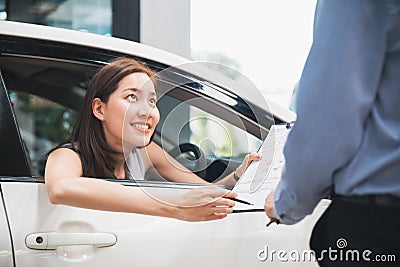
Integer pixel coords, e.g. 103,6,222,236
25,232,117,250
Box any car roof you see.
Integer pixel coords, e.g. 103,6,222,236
0,21,296,123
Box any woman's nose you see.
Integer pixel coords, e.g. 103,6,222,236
138,103,153,117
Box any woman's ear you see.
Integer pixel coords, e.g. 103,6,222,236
92,98,105,121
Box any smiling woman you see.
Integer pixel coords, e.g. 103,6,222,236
118,85,159,147
44,57,260,222
57,57,159,179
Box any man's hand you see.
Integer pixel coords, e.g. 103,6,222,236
264,190,278,220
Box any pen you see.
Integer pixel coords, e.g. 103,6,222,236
227,197,253,206
266,218,280,227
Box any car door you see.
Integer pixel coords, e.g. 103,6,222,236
0,67,250,267
0,70,26,267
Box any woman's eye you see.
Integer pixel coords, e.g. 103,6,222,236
128,94,138,101
149,98,157,105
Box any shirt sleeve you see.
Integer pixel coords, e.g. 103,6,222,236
274,0,388,224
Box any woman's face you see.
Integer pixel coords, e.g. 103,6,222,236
100,72,160,150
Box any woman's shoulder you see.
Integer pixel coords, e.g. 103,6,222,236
50,145,80,159
46,144,83,177
49,142,82,161
59,142,80,151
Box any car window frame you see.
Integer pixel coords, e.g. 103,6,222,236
0,70,32,177
0,35,269,190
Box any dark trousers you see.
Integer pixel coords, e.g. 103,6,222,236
310,195,400,267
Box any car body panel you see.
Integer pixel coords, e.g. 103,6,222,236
0,186,14,267
2,181,328,266
0,21,190,69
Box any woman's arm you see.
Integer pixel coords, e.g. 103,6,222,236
45,148,236,222
214,152,261,185
142,142,207,183
144,142,260,185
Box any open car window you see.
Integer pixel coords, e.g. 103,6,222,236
8,91,77,176
1,53,264,184
0,55,90,176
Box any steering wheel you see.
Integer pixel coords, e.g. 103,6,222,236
168,143,207,179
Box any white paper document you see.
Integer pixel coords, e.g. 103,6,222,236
233,124,290,211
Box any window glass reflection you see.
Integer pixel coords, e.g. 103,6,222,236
45,0,111,35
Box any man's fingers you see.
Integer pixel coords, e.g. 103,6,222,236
264,191,277,219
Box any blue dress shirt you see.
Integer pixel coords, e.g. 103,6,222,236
274,0,400,224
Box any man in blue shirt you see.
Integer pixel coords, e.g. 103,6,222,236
265,0,400,266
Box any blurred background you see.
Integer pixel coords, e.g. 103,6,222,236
0,0,317,109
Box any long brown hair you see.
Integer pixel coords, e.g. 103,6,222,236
58,57,156,178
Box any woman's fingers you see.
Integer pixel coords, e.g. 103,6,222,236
201,185,236,199
176,186,239,221
180,186,236,206
210,206,234,214
236,152,261,177
248,152,262,162
203,213,228,221
178,203,233,222
192,206,233,221
211,197,235,207
222,190,237,199
244,152,261,168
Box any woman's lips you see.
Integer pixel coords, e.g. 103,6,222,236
130,122,151,134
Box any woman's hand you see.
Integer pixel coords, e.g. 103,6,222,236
172,186,237,222
234,152,261,179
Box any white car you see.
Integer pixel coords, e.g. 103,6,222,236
0,21,328,267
